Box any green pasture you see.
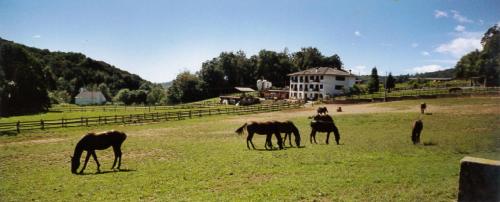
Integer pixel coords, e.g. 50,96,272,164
0,97,498,201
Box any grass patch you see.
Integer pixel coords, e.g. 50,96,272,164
0,97,498,201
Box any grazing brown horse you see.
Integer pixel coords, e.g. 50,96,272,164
420,103,427,114
412,120,423,144
273,121,301,148
71,130,127,174
317,107,328,115
310,114,341,145
235,122,284,150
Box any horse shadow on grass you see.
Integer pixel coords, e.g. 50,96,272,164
78,168,137,176
0,131,18,137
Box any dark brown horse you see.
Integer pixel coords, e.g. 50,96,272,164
420,102,427,114
412,120,423,144
235,122,284,150
317,107,328,115
310,114,341,145
71,130,127,174
273,121,301,147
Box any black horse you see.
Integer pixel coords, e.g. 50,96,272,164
317,107,328,115
310,114,341,145
412,120,423,144
71,130,127,174
273,121,301,148
235,122,284,150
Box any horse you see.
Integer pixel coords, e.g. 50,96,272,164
412,120,423,144
71,130,127,174
420,103,427,114
309,114,341,145
273,121,301,148
317,107,328,115
235,122,284,150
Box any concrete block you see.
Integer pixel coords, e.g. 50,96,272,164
458,156,500,202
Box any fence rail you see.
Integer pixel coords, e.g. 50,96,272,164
343,87,500,100
49,101,223,112
0,103,301,133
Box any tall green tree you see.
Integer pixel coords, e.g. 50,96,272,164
386,73,396,92
367,67,380,93
167,71,204,104
0,43,50,116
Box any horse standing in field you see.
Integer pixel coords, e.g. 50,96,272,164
71,130,127,174
317,107,328,115
274,121,301,148
309,114,341,145
235,122,284,150
412,120,423,144
420,103,427,114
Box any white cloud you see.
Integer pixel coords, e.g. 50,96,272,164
408,64,447,74
411,42,419,48
421,51,430,56
455,25,466,32
434,10,448,18
32,35,41,38
435,36,482,57
352,65,370,75
354,31,361,37
450,10,473,23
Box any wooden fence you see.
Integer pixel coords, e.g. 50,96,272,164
0,103,301,133
49,101,223,112
344,87,500,100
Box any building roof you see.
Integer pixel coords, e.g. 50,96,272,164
234,87,255,92
287,67,354,76
75,90,106,100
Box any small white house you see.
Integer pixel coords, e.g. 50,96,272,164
288,67,356,100
74,88,107,105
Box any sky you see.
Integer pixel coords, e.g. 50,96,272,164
0,0,499,83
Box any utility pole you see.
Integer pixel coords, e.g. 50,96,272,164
384,71,387,102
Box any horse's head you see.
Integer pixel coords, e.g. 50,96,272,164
288,122,301,147
71,155,80,174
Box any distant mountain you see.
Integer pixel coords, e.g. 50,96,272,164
0,37,150,98
414,68,455,78
160,81,173,89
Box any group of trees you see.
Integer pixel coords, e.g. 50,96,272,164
168,47,343,103
455,24,500,86
0,38,163,116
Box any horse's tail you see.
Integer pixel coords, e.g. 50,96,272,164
235,123,248,135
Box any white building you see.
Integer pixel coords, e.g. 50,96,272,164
74,88,107,105
288,67,356,100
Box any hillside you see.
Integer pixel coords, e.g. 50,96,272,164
414,68,455,78
0,38,149,98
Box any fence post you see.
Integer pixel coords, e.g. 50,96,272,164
41,119,44,130
189,110,192,118
16,121,21,133
86,118,88,126
98,116,101,125
165,112,168,121
114,115,117,123
61,118,64,128
177,112,181,120
104,116,107,124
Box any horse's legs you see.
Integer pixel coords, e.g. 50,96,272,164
326,132,330,144
310,130,314,144
116,146,123,170
333,126,340,145
247,132,255,149
265,134,273,150
111,145,121,169
90,151,101,173
79,151,92,174
275,132,283,150
287,133,292,147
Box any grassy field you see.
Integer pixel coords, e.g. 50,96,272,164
0,97,498,201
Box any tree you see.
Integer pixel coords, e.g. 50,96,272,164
167,71,204,104
113,88,131,104
146,85,167,105
98,83,112,101
367,67,380,93
0,43,50,116
386,73,396,92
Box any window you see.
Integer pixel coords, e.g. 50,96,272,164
335,85,344,90
320,76,324,80
320,84,323,89
309,84,313,88
336,76,345,81
310,76,314,80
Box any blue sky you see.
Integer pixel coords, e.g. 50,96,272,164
1,0,499,82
